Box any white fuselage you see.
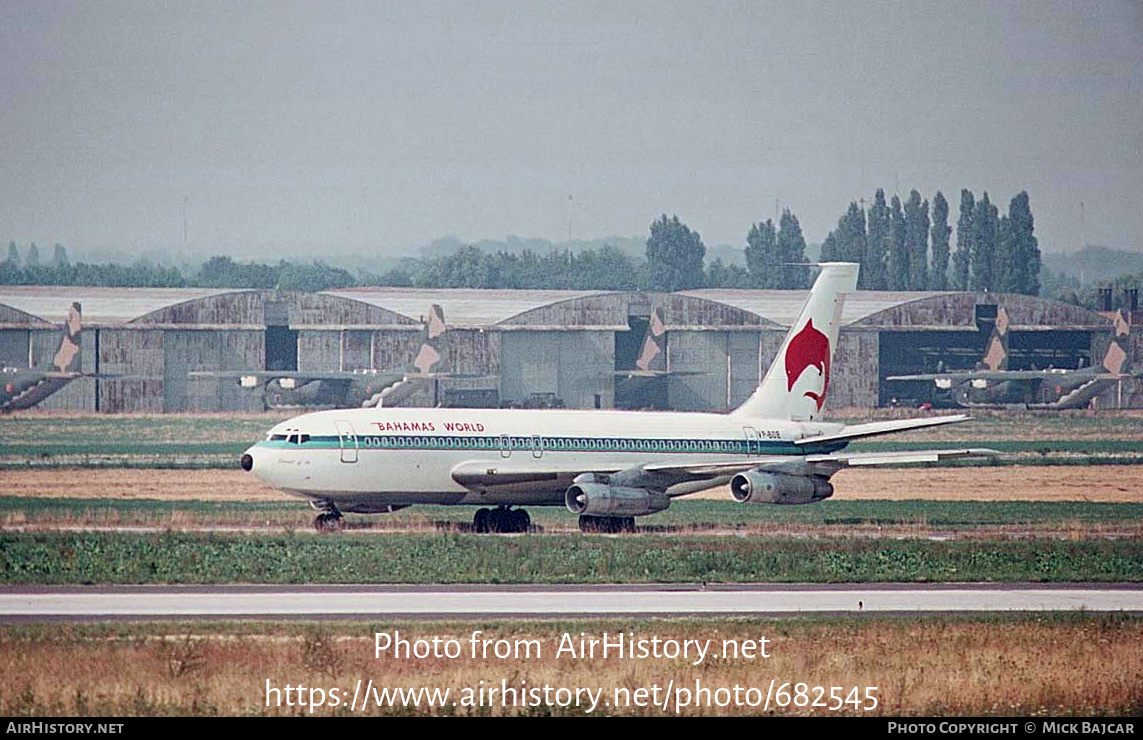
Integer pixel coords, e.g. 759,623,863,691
244,406,844,510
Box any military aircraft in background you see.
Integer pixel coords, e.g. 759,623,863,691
192,304,463,410
887,307,1136,410
241,263,995,534
612,306,710,409
1,303,108,412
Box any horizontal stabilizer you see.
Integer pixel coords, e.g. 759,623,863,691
794,415,970,446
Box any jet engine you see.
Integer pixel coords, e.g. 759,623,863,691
729,470,833,505
564,483,670,517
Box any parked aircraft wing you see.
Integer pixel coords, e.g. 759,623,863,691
888,370,1093,382
189,370,401,386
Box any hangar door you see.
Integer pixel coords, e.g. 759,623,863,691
500,331,613,409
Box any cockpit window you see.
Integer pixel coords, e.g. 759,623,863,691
270,434,287,441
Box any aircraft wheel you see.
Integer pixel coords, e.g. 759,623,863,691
314,512,343,532
473,508,491,533
579,515,602,533
578,515,633,534
513,509,531,532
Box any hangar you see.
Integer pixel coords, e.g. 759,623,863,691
0,285,1135,412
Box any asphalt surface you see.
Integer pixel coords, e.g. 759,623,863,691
1,583,1141,620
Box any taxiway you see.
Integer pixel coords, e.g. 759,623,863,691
1,583,1140,621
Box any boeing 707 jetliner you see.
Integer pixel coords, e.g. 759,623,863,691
241,263,995,533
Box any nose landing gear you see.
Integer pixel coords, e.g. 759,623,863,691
473,506,531,534
311,500,344,532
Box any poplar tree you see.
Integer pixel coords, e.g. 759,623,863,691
645,214,706,292
929,191,951,290
819,230,840,263
1006,191,1040,295
953,189,975,290
777,208,810,288
903,189,929,290
996,215,1014,292
888,194,908,290
745,219,780,288
840,202,866,265
970,192,998,291
864,190,890,290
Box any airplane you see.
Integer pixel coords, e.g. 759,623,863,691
886,307,1136,410
240,263,995,534
612,306,709,409
193,304,466,410
1,303,113,412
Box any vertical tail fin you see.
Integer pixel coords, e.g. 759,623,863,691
976,306,1009,371
1101,310,1130,374
411,304,449,374
635,307,667,372
51,302,82,373
731,263,858,420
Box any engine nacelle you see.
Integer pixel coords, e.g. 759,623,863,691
565,483,670,517
729,470,834,505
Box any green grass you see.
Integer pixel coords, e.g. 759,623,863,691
1,531,1140,584
0,414,286,468
2,412,1143,468
3,497,1142,531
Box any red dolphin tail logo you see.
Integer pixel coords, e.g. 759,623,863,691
784,318,831,410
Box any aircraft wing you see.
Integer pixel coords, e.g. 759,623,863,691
190,370,402,387
793,415,970,446
614,369,709,377
643,448,997,479
888,370,1087,382
450,447,998,493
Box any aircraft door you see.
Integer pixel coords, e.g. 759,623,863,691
335,420,358,463
742,426,760,457
500,434,511,459
531,434,543,459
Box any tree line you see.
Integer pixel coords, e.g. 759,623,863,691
1,191,1040,294
818,188,1041,294
0,248,355,291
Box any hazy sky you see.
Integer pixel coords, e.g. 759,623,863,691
1,0,1140,259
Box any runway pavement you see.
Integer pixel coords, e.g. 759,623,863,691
1,583,1141,620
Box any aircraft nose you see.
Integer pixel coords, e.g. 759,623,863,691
240,452,254,471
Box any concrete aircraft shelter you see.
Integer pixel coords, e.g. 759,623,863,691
0,285,1132,412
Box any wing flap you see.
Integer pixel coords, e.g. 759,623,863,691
806,448,998,466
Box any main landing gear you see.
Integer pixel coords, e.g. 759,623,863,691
473,506,531,534
311,500,344,532
578,515,636,534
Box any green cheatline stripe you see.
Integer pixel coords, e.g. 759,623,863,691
258,434,819,455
